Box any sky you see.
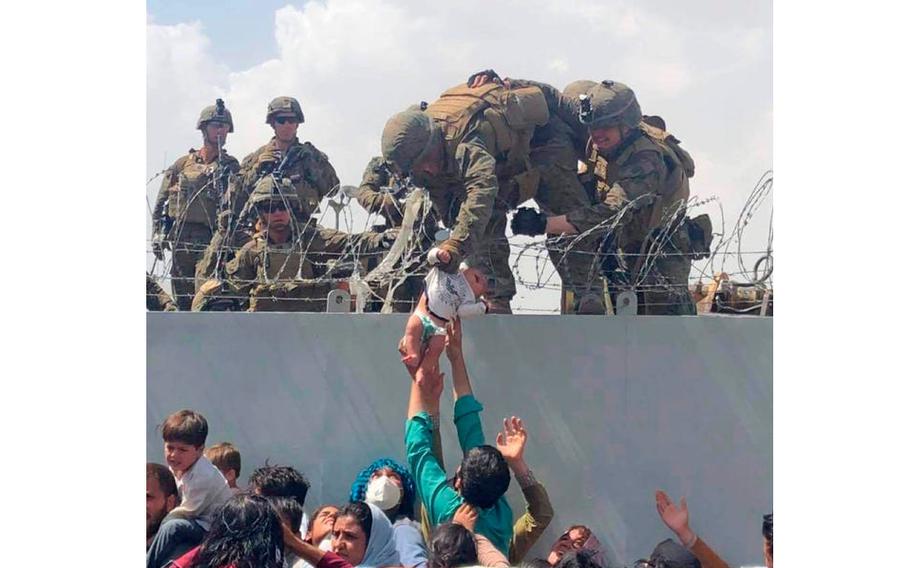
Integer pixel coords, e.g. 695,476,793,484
147,0,773,312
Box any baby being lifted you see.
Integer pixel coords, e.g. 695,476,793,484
400,258,488,384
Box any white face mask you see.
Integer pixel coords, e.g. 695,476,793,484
365,475,402,512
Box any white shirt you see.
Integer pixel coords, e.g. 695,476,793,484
425,268,486,321
166,455,234,531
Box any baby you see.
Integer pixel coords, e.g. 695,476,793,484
401,261,488,384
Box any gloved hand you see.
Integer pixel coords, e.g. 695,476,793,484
427,239,462,273
466,69,502,88
510,207,547,237
380,194,404,225
256,150,281,173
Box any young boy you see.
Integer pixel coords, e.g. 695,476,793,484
400,263,488,385
204,442,242,494
147,410,234,568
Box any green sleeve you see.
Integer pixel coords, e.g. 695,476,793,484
405,412,462,525
453,394,485,453
152,160,180,224
224,242,259,298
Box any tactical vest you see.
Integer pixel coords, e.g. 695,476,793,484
256,238,315,282
167,153,227,227
250,235,326,312
587,124,694,243
426,83,549,172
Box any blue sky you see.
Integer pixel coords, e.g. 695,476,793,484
148,0,291,69
147,0,772,311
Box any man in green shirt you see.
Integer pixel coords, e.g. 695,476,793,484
404,321,514,555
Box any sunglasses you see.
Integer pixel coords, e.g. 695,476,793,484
274,116,299,125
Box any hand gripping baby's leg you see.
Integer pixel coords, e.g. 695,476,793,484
401,313,425,369
415,334,446,387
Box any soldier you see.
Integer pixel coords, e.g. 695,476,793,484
508,79,708,315
146,273,177,312
380,80,602,313
151,99,241,310
221,176,397,312
195,96,340,291
353,155,440,313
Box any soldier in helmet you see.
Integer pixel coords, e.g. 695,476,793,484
151,99,241,310
507,78,703,315
195,96,341,292
218,175,397,312
380,80,602,314
352,155,440,313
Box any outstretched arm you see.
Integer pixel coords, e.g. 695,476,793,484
655,490,730,568
499,417,555,563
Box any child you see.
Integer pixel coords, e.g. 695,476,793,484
204,442,242,494
400,259,488,385
148,410,235,568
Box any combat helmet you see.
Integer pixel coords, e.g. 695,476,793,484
266,96,305,124
380,110,437,174
249,175,301,213
562,80,598,101
581,80,642,130
197,98,234,132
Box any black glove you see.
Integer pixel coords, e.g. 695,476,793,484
466,69,502,87
510,207,547,237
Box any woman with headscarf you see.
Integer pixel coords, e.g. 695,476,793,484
171,493,285,568
283,501,402,568
350,458,428,568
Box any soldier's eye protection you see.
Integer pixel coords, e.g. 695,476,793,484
274,116,299,125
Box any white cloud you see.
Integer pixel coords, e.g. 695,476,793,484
147,0,772,310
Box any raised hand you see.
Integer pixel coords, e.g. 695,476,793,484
495,416,527,465
655,490,696,546
445,318,463,360
452,503,478,533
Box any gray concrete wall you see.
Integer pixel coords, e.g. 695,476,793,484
148,313,771,567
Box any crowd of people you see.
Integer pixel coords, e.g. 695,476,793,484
147,321,770,568
148,70,715,316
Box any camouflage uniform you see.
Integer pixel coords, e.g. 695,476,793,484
353,156,440,312
382,83,558,311
221,174,393,312
195,136,340,288
146,273,177,312
224,224,393,312
517,79,698,315
152,147,240,310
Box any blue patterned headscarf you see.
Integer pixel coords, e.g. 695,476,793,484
349,458,417,520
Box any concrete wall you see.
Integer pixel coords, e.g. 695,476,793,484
148,313,771,567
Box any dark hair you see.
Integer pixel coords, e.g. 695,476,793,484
269,496,304,534
308,504,339,533
458,445,510,509
205,442,242,477
146,462,178,500
248,465,310,507
762,513,773,556
193,494,284,568
337,501,373,545
556,549,603,568
428,523,477,568
519,559,551,568
161,409,208,447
